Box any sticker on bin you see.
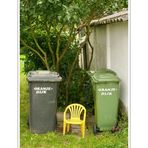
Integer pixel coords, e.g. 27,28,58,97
98,88,117,96
34,87,53,94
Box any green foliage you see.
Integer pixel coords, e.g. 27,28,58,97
20,0,128,108
59,68,94,109
20,0,128,39
21,30,77,71
105,0,128,14
22,31,93,108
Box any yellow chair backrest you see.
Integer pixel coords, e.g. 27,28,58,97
64,103,86,121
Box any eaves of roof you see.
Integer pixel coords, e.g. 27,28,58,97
90,9,128,26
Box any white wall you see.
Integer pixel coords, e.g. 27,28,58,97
107,22,128,111
88,21,128,111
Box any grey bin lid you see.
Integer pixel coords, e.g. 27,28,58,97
27,70,62,82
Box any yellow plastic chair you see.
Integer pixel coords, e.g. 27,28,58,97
63,103,86,138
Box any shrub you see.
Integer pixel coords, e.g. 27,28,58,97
21,32,94,110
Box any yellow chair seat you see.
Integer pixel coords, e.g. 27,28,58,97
66,118,84,124
63,103,86,138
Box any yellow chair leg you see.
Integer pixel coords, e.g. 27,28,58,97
67,123,70,132
63,122,66,135
80,124,83,135
82,123,85,138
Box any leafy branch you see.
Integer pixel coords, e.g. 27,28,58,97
20,39,50,70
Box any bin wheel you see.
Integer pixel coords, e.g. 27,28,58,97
93,125,100,135
111,122,119,133
93,124,97,135
27,116,29,128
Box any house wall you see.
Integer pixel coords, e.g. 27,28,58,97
88,25,107,70
88,21,128,111
107,22,128,111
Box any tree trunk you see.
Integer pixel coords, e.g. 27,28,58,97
65,50,79,104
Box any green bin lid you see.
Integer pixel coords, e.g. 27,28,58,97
90,69,120,83
27,70,62,82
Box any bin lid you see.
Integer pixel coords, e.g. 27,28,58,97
27,70,62,82
89,69,120,83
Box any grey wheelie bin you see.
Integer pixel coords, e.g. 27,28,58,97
88,69,120,134
27,70,62,134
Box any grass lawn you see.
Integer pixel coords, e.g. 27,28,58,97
20,59,128,148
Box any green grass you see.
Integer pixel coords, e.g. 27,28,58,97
20,58,128,148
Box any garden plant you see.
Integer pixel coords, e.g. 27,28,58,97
20,0,128,107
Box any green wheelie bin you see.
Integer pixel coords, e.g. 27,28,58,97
88,69,120,134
